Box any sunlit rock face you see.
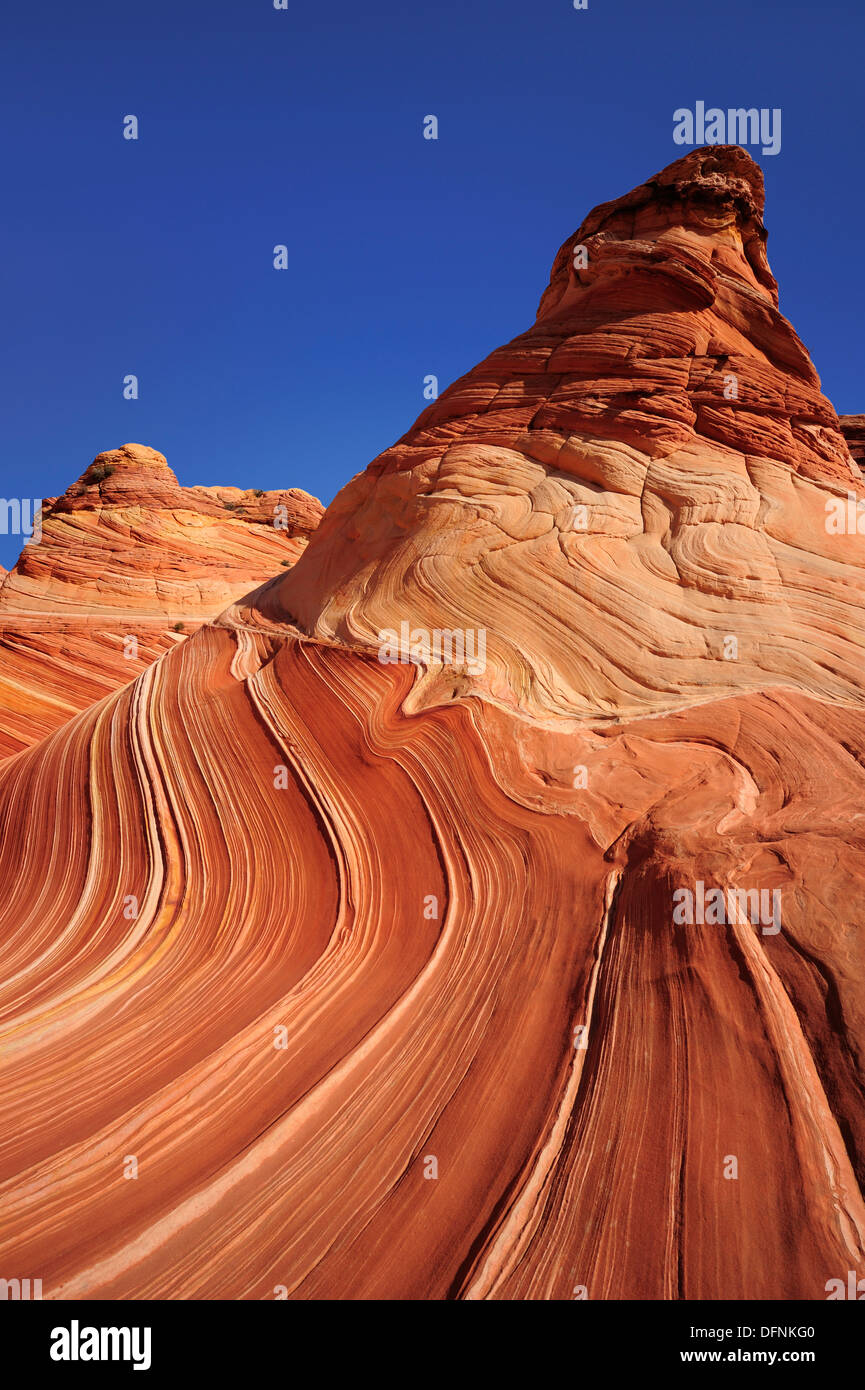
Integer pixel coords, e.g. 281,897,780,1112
0,150,863,1302
840,415,865,475
0,444,322,755
276,146,863,722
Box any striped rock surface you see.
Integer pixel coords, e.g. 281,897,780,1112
0,148,863,1299
0,444,322,756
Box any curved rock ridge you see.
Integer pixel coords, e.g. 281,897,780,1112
0,443,322,756
270,146,864,722
0,640,862,1299
0,150,863,1302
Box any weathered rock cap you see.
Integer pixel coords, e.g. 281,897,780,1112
58,443,181,510
538,145,777,323
584,145,767,236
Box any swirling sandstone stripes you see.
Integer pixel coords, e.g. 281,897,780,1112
0,147,863,1300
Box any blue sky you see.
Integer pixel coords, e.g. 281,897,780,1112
1,0,862,569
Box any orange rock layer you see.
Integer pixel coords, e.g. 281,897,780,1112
0,149,862,1300
840,415,865,474
0,444,322,756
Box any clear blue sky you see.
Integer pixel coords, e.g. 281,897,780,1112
1,0,862,569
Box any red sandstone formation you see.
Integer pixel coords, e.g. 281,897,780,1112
0,444,322,755
840,415,865,474
0,149,863,1300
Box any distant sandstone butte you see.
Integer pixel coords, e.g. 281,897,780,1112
0,443,322,755
0,150,864,1301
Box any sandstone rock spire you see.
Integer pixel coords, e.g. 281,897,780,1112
264,146,863,723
